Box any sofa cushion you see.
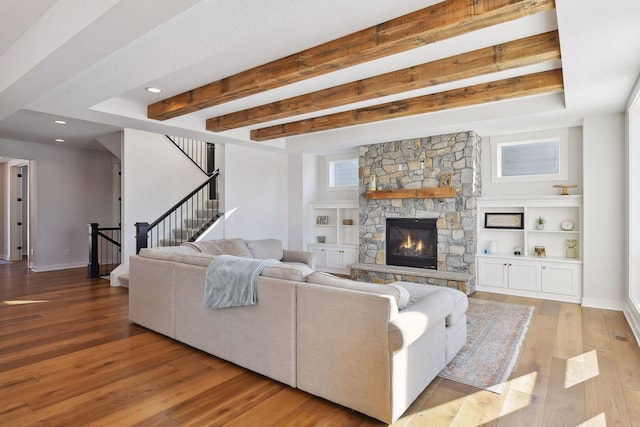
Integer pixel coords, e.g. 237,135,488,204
246,239,284,260
139,248,215,267
305,272,409,309
261,262,313,282
181,239,253,258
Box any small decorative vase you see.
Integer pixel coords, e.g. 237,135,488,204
488,240,498,254
536,223,544,230
369,174,376,191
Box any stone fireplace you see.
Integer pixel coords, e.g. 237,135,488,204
355,132,481,294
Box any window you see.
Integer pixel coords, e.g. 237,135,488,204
326,154,358,188
491,130,568,183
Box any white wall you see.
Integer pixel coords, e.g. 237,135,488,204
287,153,304,250
481,127,583,196
582,114,626,309
0,138,115,270
626,85,640,341
0,163,6,259
121,129,207,261
311,154,359,202
222,144,288,243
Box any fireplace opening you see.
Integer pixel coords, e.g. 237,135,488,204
386,218,437,269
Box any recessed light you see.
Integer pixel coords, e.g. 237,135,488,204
145,87,162,93
54,139,65,143
53,120,67,125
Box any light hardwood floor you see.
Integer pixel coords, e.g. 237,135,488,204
1,261,639,426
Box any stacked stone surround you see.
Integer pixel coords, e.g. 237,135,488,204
357,132,481,294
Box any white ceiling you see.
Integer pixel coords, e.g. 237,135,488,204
0,0,639,154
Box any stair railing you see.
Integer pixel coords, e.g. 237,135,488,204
135,170,220,253
166,135,217,199
87,223,121,278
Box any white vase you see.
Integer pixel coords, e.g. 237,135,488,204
488,240,498,254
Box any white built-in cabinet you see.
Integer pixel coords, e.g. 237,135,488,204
307,201,359,274
476,196,583,303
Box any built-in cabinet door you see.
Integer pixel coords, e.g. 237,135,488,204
341,248,358,269
508,259,541,291
477,258,509,288
541,262,581,296
324,248,343,270
308,245,327,268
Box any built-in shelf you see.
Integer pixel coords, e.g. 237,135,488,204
365,187,457,199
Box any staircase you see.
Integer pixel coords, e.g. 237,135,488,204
159,199,219,246
135,136,221,253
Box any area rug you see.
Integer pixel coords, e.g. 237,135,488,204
438,298,534,393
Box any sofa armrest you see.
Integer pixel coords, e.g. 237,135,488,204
282,249,316,269
388,290,453,352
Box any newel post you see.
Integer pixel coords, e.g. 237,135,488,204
87,223,100,278
135,222,149,254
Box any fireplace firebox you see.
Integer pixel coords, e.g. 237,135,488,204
386,218,437,269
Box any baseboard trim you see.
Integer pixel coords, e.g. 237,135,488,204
623,300,640,346
580,297,626,311
30,261,86,272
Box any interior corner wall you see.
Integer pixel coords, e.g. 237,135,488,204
222,144,288,244
287,153,304,250
301,153,317,250
0,163,6,259
0,138,115,270
626,94,640,341
121,129,207,261
582,113,626,309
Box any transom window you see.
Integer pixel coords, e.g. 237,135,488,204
326,154,358,189
491,130,568,183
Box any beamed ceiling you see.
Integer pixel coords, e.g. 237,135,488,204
148,0,562,142
1,0,639,153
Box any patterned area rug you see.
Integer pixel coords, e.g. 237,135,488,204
438,298,534,394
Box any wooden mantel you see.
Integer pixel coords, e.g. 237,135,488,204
365,188,457,199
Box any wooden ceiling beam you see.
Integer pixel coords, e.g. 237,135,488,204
148,0,555,121
250,69,564,141
206,31,560,131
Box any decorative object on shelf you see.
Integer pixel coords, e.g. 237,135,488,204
342,219,353,225
316,216,329,225
317,236,326,243
488,240,498,254
485,212,524,229
439,172,452,187
561,220,575,231
553,184,578,195
534,246,546,257
369,174,376,191
514,246,522,256
566,239,578,258
536,216,546,230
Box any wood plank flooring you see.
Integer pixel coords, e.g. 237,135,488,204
1,260,639,426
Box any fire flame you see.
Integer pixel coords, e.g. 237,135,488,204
400,234,424,253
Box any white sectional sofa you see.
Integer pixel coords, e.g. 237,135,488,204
128,238,467,423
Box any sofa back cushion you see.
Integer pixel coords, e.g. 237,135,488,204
246,239,284,260
138,248,215,267
261,262,313,282
305,272,410,309
181,239,253,258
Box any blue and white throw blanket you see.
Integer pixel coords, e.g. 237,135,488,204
204,255,279,309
